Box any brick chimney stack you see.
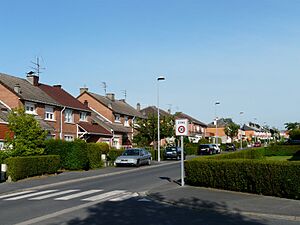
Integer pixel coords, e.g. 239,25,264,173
26,71,39,86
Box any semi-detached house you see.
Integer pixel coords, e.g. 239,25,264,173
0,72,112,143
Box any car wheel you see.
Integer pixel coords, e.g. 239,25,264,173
136,160,140,167
147,158,151,165
209,150,212,155
177,155,180,160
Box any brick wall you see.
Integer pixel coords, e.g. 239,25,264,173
0,84,22,109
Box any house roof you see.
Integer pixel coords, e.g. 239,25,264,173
39,84,90,112
84,92,143,117
0,73,60,106
140,106,170,118
78,121,112,136
175,112,207,127
207,118,233,128
91,112,133,134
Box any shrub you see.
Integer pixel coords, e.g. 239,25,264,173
87,143,104,169
0,150,11,164
107,149,124,162
5,155,60,181
213,148,265,160
185,158,300,199
44,139,88,170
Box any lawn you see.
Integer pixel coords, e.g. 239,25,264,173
266,155,300,161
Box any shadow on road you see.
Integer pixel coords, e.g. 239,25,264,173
60,194,268,225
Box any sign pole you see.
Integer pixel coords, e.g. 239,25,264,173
181,135,184,186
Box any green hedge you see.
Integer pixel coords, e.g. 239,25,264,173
264,144,300,156
213,148,265,160
0,150,11,164
87,143,105,169
44,139,88,170
5,155,60,182
185,159,300,199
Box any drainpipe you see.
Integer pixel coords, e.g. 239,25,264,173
60,107,66,139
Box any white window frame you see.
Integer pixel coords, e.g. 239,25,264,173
25,102,37,115
115,114,121,123
124,116,129,127
80,112,87,122
0,141,4,150
65,109,73,123
64,135,74,142
45,106,55,121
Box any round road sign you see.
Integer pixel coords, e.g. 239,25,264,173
178,125,186,134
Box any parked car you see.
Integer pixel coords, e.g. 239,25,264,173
212,144,221,154
225,143,236,151
198,144,217,155
253,142,262,147
284,139,300,145
115,148,151,167
164,146,186,160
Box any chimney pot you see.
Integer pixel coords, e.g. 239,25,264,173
80,87,89,94
106,93,115,101
137,103,141,111
53,84,62,88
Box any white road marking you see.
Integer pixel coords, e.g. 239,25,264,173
29,190,79,200
82,190,126,201
109,192,139,202
5,190,57,201
55,190,103,200
0,190,36,199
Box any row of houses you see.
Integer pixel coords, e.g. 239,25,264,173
0,72,273,149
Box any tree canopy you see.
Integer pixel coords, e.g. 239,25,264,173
5,108,47,156
224,122,240,142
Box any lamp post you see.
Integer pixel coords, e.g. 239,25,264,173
239,111,244,149
215,101,220,145
157,76,165,162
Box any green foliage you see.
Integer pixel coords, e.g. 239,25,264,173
44,139,88,170
184,143,198,155
97,142,110,154
0,150,11,164
133,114,175,146
198,138,210,144
5,155,60,181
224,122,240,141
284,122,300,131
185,159,300,199
289,129,300,140
87,143,104,169
264,144,300,156
213,148,265,160
107,149,124,162
5,108,47,156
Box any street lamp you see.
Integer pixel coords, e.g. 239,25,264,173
239,111,244,149
215,101,220,145
157,76,165,162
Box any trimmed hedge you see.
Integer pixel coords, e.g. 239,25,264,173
213,148,265,160
5,155,60,182
0,150,10,164
44,139,88,170
185,159,300,199
87,143,105,169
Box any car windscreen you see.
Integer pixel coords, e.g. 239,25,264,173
122,149,140,156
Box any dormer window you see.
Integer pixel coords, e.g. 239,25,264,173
25,102,36,115
115,114,121,123
80,112,87,121
124,116,129,127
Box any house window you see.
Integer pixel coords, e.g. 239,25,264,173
64,135,74,142
115,114,121,123
0,141,4,150
124,116,129,127
25,102,36,115
80,112,87,121
45,106,55,121
65,109,73,123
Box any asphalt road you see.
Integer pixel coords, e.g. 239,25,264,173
0,159,298,225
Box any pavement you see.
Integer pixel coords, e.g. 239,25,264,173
1,161,300,223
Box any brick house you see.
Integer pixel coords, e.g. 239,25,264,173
0,72,111,142
0,101,10,149
174,112,207,143
77,89,143,148
206,118,229,143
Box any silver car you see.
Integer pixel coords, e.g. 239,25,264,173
115,148,152,167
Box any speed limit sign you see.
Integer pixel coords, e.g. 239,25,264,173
175,119,188,136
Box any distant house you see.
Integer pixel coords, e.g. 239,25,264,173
174,112,207,143
77,89,143,149
242,123,271,142
139,106,171,118
206,118,232,143
0,72,111,142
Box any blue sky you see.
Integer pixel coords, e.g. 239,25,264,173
1,0,300,129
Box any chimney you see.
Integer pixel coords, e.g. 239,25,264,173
14,84,21,94
80,87,89,94
26,71,39,86
84,100,88,107
137,103,141,111
106,93,115,101
168,108,171,114
53,84,62,88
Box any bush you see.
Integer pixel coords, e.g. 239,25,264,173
87,143,104,169
185,158,300,199
44,139,88,170
213,148,265,160
0,150,11,164
5,155,60,181
107,149,124,162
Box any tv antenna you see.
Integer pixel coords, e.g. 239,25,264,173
101,82,107,95
30,56,45,77
121,90,127,101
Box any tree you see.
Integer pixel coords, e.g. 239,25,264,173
224,122,240,142
284,122,300,131
133,114,175,146
5,108,47,156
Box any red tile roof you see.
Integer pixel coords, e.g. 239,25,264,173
39,84,90,111
78,122,112,136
